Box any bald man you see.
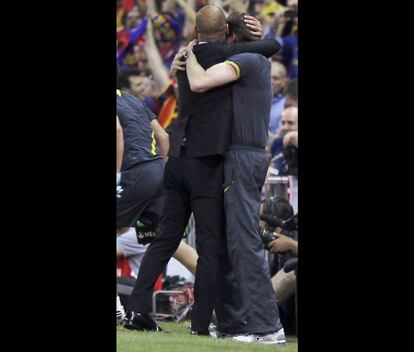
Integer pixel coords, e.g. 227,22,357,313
271,106,298,175
123,4,281,335
280,107,298,135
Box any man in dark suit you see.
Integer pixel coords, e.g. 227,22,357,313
123,4,280,335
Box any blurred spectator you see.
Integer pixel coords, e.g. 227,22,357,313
132,44,151,71
247,0,267,20
223,0,250,15
287,0,297,10
268,61,289,141
146,0,185,68
264,0,298,79
118,67,156,100
117,0,138,29
270,106,298,175
260,0,286,37
174,0,196,24
173,0,197,38
144,18,180,131
117,7,148,67
279,27,297,79
284,78,297,107
117,65,177,131
261,0,286,21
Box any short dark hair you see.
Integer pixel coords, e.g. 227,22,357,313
262,197,294,221
226,12,259,42
117,67,150,89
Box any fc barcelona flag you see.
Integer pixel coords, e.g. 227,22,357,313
157,81,178,129
158,95,178,129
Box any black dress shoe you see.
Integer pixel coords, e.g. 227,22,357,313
123,310,162,332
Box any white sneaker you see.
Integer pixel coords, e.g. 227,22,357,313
116,306,125,325
208,324,219,338
231,328,286,345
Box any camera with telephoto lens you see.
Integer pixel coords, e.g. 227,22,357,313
260,228,278,247
259,197,298,247
260,197,298,273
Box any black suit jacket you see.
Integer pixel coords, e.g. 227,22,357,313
169,39,281,158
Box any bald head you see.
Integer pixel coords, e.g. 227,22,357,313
283,107,298,123
195,5,226,41
271,61,287,78
279,107,298,136
271,61,288,95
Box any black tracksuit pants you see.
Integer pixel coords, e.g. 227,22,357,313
215,148,283,334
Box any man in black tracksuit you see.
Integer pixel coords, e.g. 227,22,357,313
123,5,281,335
184,12,286,344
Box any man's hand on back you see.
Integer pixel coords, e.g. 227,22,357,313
170,49,189,76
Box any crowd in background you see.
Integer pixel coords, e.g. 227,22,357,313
117,0,297,143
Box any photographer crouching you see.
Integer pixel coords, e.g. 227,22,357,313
259,196,298,335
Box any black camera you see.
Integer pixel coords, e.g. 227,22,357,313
259,197,298,248
259,228,277,247
282,145,298,176
259,224,298,248
260,197,298,272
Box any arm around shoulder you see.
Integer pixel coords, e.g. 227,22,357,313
224,39,281,58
